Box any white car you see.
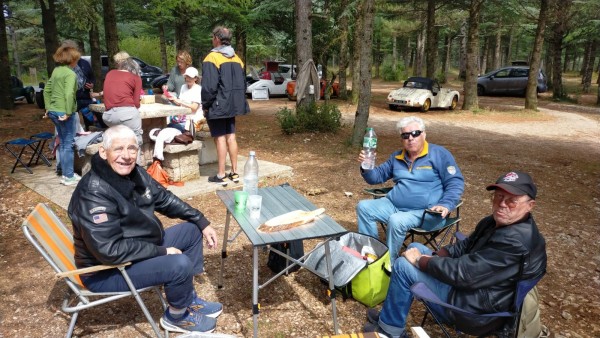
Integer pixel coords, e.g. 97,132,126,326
246,67,290,97
387,77,459,112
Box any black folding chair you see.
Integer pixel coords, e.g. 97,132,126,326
411,254,546,338
363,187,462,251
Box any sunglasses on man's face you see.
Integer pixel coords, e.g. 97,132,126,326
400,130,423,139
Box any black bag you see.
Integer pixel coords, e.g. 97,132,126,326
267,240,304,273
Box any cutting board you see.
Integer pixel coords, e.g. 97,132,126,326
257,208,325,233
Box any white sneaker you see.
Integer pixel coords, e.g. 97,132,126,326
61,175,80,186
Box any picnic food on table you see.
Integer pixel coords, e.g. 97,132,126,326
257,208,325,233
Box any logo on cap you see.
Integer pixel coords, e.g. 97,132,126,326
502,172,519,182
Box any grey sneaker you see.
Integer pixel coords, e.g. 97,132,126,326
159,309,217,333
60,174,81,186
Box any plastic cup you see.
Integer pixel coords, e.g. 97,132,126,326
248,195,262,218
234,191,248,211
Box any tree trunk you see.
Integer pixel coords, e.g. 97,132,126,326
234,28,247,66
89,22,103,90
480,36,488,74
458,21,467,80
551,0,570,100
296,0,315,108
159,22,167,73
39,0,59,78
392,34,398,69
441,34,452,83
351,0,374,147
374,34,381,79
425,0,437,79
525,0,549,110
102,0,119,69
493,20,502,70
0,0,14,110
351,1,364,104
404,37,411,68
581,40,596,93
462,0,484,110
414,21,425,77
174,4,191,53
338,0,349,100
506,27,514,64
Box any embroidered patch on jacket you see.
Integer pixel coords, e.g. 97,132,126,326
415,166,433,170
503,171,519,182
93,213,109,224
89,206,106,214
447,166,457,175
143,188,152,200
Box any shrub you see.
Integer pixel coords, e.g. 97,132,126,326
381,62,406,82
276,102,341,134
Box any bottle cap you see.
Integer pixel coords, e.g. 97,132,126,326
249,151,256,156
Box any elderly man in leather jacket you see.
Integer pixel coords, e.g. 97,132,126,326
364,171,547,338
68,125,221,334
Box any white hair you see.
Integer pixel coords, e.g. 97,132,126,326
102,125,137,149
396,116,426,133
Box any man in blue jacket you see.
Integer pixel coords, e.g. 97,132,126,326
363,170,547,337
357,116,464,262
201,26,250,186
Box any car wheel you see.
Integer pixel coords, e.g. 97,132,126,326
477,85,484,96
287,93,297,101
26,90,35,104
420,99,431,112
388,104,396,111
449,96,458,110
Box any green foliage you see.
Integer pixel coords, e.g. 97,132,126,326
120,36,176,68
381,62,406,82
276,102,341,134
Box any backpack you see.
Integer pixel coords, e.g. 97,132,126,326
267,240,304,274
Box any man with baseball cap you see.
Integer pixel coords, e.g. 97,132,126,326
364,170,547,338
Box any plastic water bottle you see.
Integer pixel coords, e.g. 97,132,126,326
361,127,377,170
243,151,259,196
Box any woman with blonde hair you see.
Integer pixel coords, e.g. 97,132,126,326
164,50,192,97
43,45,82,186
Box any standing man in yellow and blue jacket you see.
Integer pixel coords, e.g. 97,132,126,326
201,26,250,186
356,116,464,262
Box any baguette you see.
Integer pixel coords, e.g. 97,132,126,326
257,208,325,233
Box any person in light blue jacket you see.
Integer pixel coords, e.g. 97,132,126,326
356,116,464,262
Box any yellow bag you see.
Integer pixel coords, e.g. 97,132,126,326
351,250,391,307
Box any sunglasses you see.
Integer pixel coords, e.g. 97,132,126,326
400,130,423,139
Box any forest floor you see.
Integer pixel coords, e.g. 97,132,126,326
1,78,599,338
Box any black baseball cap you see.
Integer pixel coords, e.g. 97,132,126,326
486,171,537,199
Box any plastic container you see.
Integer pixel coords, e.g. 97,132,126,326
361,127,377,170
243,151,259,196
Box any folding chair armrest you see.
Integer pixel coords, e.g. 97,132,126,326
55,262,132,279
363,187,392,198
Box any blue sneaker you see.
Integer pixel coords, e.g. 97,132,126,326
160,309,216,333
189,295,223,318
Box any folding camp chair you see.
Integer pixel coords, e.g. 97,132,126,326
410,254,546,338
22,203,168,338
5,137,52,173
363,187,462,250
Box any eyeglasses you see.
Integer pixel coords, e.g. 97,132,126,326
400,130,423,139
111,145,139,155
491,193,531,208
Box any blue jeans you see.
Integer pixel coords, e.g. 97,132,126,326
80,222,205,309
48,112,76,178
357,197,445,262
379,243,452,335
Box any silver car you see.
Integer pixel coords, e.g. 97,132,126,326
477,66,547,96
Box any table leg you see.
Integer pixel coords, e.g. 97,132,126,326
218,211,232,289
324,240,339,334
252,246,259,338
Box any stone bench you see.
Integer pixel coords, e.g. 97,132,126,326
162,140,202,182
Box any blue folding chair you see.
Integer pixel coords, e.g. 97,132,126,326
410,255,546,338
5,137,52,174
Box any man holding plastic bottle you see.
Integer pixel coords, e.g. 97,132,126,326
356,116,464,263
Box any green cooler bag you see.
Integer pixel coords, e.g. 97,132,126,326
351,249,391,307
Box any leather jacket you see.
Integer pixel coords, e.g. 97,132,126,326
68,154,210,269
423,214,547,334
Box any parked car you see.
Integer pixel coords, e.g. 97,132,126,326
150,74,169,93
82,55,164,89
246,65,290,98
387,77,459,112
477,66,547,96
10,76,35,104
286,78,340,101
